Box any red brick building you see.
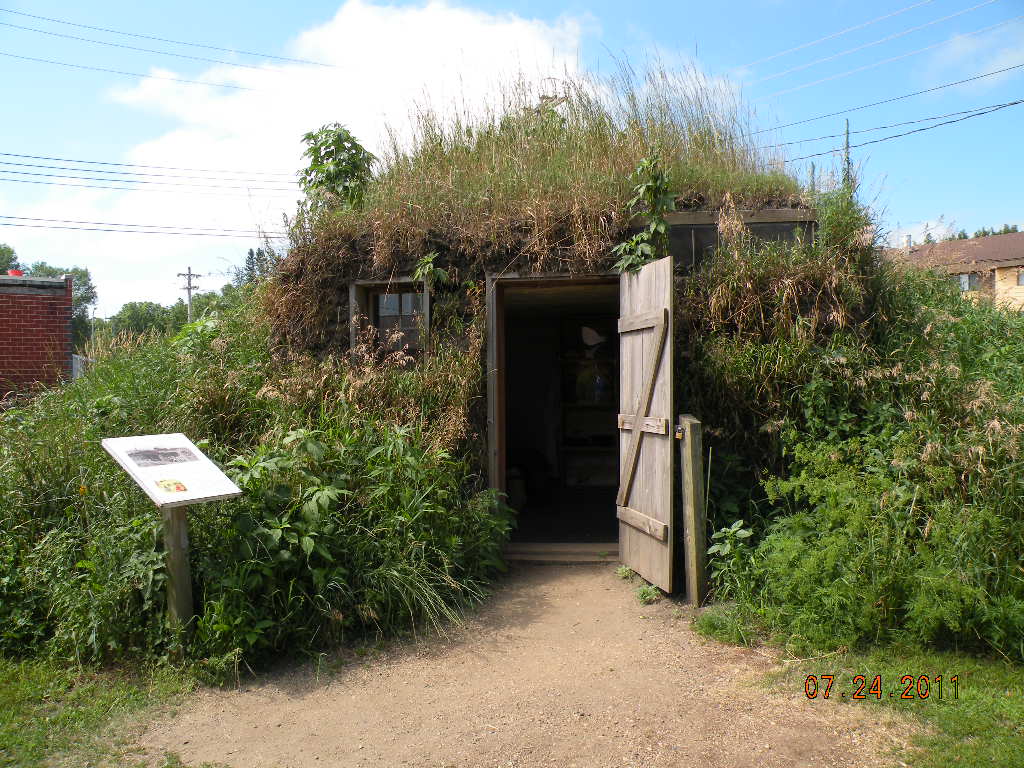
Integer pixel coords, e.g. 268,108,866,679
0,274,74,394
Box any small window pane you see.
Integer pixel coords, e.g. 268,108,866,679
968,273,981,291
370,288,425,352
1016,270,1024,287
957,273,970,291
378,294,400,316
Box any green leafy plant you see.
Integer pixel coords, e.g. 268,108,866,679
616,565,635,581
412,252,449,290
635,584,661,604
0,289,512,670
707,519,754,601
298,122,376,209
612,156,675,273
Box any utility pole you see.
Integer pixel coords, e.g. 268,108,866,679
177,267,201,323
842,119,852,189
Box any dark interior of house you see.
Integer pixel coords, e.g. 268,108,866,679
504,282,619,543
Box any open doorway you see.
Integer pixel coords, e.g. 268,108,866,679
498,279,619,543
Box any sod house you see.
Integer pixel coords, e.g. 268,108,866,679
268,74,816,594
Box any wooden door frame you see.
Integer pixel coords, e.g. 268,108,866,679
484,272,618,495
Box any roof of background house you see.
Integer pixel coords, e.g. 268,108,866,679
887,231,1024,273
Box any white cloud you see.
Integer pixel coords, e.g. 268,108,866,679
920,22,1024,94
5,1,586,316
888,217,958,249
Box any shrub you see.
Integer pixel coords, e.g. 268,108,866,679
0,290,511,666
689,189,1024,661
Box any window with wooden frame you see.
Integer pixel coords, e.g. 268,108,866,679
1016,269,1024,287
349,279,430,352
954,273,981,292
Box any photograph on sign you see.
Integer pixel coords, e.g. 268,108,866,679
102,433,242,508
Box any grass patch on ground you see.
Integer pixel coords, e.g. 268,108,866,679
0,655,193,767
696,606,1024,768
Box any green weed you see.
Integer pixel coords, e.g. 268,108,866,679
635,585,661,605
616,566,636,581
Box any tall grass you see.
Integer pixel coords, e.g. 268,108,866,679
357,65,798,266
271,64,802,349
0,289,511,668
682,189,1024,662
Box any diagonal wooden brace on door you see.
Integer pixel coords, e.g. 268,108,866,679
616,307,669,509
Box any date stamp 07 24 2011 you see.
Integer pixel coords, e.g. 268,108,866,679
804,674,959,701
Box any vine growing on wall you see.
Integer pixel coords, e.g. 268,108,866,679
612,157,675,273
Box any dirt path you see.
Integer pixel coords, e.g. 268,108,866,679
140,564,911,767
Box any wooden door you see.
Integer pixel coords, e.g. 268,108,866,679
617,256,673,591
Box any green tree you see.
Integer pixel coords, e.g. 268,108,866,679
232,247,279,287
0,243,18,272
25,262,97,348
107,301,172,334
108,285,242,336
972,224,1019,238
298,123,375,209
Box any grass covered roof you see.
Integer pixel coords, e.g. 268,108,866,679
270,65,807,346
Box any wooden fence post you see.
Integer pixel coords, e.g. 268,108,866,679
677,415,707,605
162,506,193,629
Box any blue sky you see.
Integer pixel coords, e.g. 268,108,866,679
1,0,1022,315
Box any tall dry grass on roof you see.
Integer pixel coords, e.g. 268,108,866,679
272,64,803,347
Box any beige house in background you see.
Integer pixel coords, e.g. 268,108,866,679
888,231,1024,310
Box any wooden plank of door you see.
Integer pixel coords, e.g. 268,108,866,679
618,256,674,593
617,309,663,334
617,414,670,434
616,308,668,508
616,505,668,541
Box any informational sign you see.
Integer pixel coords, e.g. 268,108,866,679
101,433,242,508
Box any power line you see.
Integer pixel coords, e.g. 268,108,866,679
0,20,276,72
0,150,294,176
0,6,335,68
0,167,295,191
749,60,1024,134
751,0,1001,85
736,0,936,70
0,49,257,90
785,98,1022,162
0,214,287,235
757,99,1019,149
0,174,296,198
0,221,287,237
759,13,1024,100
0,159,299,185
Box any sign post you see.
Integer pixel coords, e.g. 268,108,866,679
102,433,242,629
